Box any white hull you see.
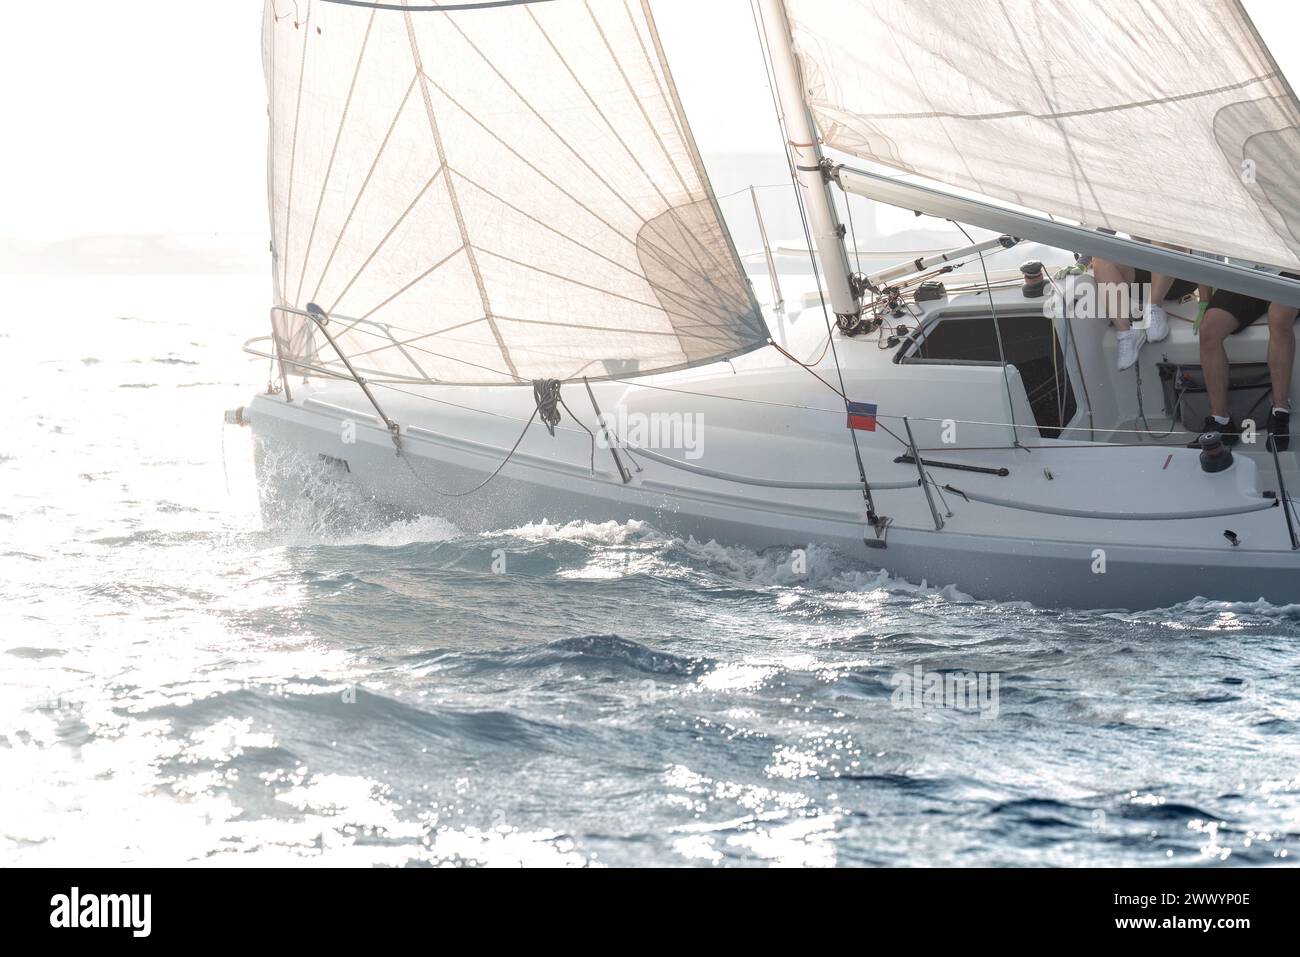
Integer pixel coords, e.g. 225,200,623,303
245,284,1300,609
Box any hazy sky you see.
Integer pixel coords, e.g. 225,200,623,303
0,0,1296,243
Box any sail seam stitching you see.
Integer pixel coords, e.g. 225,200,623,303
403,10,515,377
840,73,1281,123
308,75,419,304
294,7,378,306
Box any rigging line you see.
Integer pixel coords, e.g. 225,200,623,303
293,7,377,306
397,381,591,497
609,437,921,491
928,474,955,518
557,390,597,475
920,441,1202,451
302,324,1246,453
751,0,879,523
1050,285,1064,425
370,380,525,421
768,341,843,399
356,334,848,413
306,309,1108,440
450,312,739,351
325,167,448,315
1132,353,1177,440
341,344,1187,446
804,332,834,368
843,192,863,276
390,377,914,494
339,309,742,369
301,312,438,380
280,0,316,303
337,315,745,375
523,4,733,319
271,314,811,403
308,75,419,304
770,338,913,455
874,412,1210,437
955,222,1021,448
400,404,540,497
403,13,515,378
715,183,791,201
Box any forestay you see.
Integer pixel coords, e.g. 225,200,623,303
263,0,766,385
781,0,1300,273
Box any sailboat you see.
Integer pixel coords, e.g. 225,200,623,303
238,0,1300,608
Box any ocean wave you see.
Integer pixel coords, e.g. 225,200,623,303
249,457,995,605
493,518,660,545
511,635,711,677
137,686,579,752
398,634,711,680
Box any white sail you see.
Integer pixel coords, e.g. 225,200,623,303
781,0,1300,272
263,0,766,385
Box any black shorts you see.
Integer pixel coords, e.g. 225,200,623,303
1209,271,1300,333
1134,268,1197,304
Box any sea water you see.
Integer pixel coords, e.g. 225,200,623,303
2,274,1298,866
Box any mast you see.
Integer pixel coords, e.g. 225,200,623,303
756,0,858,321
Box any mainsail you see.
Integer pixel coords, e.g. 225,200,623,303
263,0,766,385
781,0,1300,273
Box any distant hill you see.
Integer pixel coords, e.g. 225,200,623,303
0,233,266,274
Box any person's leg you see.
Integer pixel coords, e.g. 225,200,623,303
1095,259,1144,368
1198,308,1237,419
1264,302,1298,451
1092,258,1136,330
1266,302,1298,408
1141,273,1174,342
1149,273,1175,303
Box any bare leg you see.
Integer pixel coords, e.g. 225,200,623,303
1267,303,1298,408
1092,258,1136,330
1149,273,1175,303
1199,308,1237,419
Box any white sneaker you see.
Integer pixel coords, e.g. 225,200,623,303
1142,302,1170,342
1116,328,1145,370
